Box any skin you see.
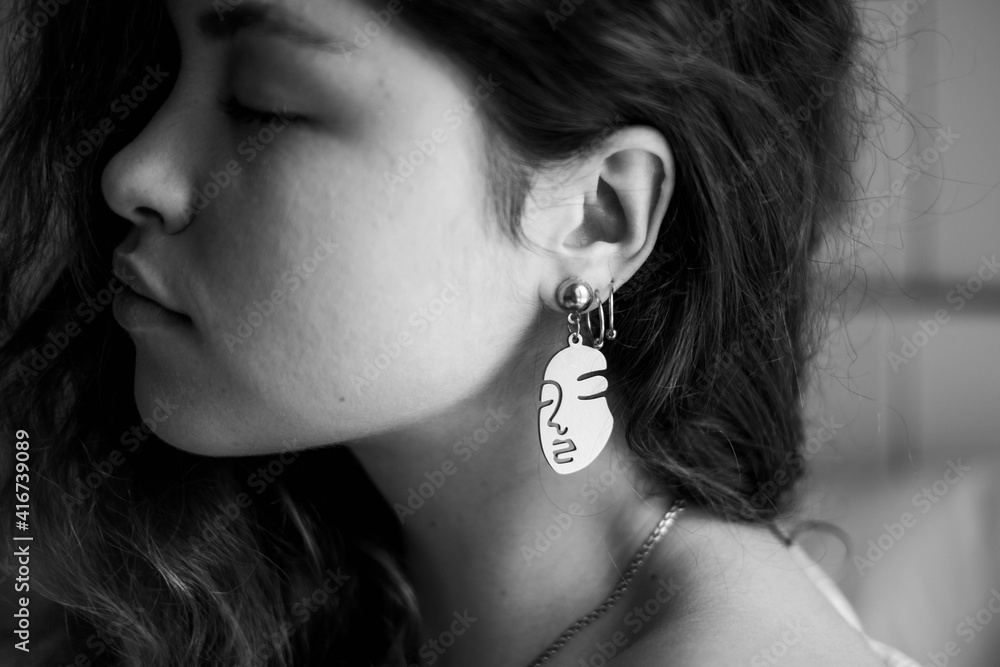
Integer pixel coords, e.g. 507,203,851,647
100,1,888,665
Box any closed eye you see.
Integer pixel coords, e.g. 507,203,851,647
577,370,609,400
217,95,300,125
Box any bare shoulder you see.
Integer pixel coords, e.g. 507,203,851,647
606,511,887,667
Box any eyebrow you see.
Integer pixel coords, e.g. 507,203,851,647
197,3,356,54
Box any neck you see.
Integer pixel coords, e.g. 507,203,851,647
348,348,676,667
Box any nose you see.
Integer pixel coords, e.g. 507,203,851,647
101,104,197,236
547,410,568,436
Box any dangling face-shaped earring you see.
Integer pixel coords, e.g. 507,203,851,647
537,278,615,474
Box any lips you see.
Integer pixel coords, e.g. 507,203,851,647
112,250,189,319
551,438,577,464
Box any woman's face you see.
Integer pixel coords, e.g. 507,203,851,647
103,0,536,455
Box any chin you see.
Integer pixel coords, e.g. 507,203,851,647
129,356,363,457
129,380,237,457
128,349,246,455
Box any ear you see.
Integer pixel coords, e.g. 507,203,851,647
522,126,675,311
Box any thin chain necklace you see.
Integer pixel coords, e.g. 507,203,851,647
524,499,685,667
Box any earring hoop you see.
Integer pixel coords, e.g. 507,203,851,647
607,278,617,341
567,312,582,345
584,279,617,349
586,289,606,349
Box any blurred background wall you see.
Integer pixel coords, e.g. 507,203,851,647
798,1,1000,666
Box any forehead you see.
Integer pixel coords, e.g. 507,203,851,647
543,345,608,380
160,0,471,91
157,0,481,115
165,0,362,48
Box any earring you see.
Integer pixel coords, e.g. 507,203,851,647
537,277,617,475
582,278,617,349
607,278,617,340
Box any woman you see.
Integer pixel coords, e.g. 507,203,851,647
0,0,918,665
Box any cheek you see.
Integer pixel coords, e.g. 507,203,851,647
581,398,614,448
187,176,356,365
161,124,526,449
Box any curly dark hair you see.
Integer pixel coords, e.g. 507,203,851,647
0,0,876,664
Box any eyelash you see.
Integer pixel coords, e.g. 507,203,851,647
218,95,300,125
